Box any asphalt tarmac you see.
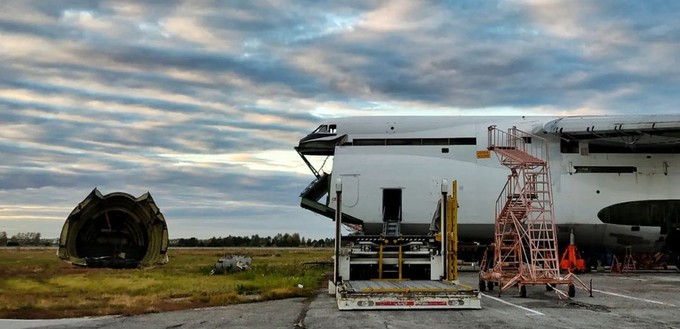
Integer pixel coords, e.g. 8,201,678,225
5,271,680,329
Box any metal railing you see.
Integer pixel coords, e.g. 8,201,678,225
487,126,549,163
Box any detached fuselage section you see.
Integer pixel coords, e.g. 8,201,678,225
296,115,680,254
58,188,169,268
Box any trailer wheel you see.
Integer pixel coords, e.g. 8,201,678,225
546,284,554,291
568,284,576,297
520,285,527,298
479,279,486,292
487,281,494,291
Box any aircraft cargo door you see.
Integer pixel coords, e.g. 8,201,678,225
340,174,359,208
382,189,402,222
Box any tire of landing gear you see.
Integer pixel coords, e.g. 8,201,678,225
520,285,527,298
568,284,576,297
487,281,494,291
479,279,487,292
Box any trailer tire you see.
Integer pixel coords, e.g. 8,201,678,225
546,284,554,291
479,279,486,292
487,281,494,291
568,284,576,297
520,285,527,298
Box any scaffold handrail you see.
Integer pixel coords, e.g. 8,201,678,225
488,126,550,165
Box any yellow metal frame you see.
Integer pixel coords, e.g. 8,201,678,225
376,180,457,282
377,242,404,280
446,180,459,281
378,244,383,279
398,245,403,280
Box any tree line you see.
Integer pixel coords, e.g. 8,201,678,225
0,231,334,248
172,233,334,248
0,232,50,246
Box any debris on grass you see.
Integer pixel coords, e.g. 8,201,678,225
210,255,252,275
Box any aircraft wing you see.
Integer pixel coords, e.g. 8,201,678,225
543,115,680,142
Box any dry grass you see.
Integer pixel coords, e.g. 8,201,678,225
0,247,331,319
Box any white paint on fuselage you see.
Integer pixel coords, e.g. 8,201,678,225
316,116,679,250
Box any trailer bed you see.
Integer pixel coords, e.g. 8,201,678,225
336,280,481,310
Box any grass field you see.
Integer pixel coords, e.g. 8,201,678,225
0,247,332,319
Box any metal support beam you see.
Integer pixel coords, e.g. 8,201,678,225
334,178,342,285
440,179,448,280
448,180,459,281
378,244,384,279
295,147,320,178
398,245,403,280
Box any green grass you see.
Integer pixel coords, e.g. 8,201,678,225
0,247,332,319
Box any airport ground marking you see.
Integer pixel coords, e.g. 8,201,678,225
481,293,545,316
592,289,677,307
610,276,646,282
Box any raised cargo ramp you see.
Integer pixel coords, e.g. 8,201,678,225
336,280,481,310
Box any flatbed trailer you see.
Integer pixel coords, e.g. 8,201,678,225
336,280,481,310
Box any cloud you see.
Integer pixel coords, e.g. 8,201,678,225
0,0,679,238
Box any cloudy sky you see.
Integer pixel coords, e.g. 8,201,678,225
1,0,679,239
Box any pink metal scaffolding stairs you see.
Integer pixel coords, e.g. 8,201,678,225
480,126,589,298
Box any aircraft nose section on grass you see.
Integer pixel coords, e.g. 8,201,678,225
58,188,169,268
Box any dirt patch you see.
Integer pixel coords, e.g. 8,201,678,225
165,297,192,303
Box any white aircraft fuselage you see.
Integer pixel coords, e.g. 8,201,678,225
296,116,680,252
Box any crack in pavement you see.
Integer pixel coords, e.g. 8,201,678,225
294,291,320,328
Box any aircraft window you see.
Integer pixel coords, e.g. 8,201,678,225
560,140,579,153
449,138,477,145
354,139,386,146
573,166,637,174
561,139,680,154
423,139,448,145
386,139,421,145
352,138,476,146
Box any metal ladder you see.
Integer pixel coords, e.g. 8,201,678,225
383,221,401,236
382,206,402,236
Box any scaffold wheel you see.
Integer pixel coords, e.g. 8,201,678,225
568,284,576,297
